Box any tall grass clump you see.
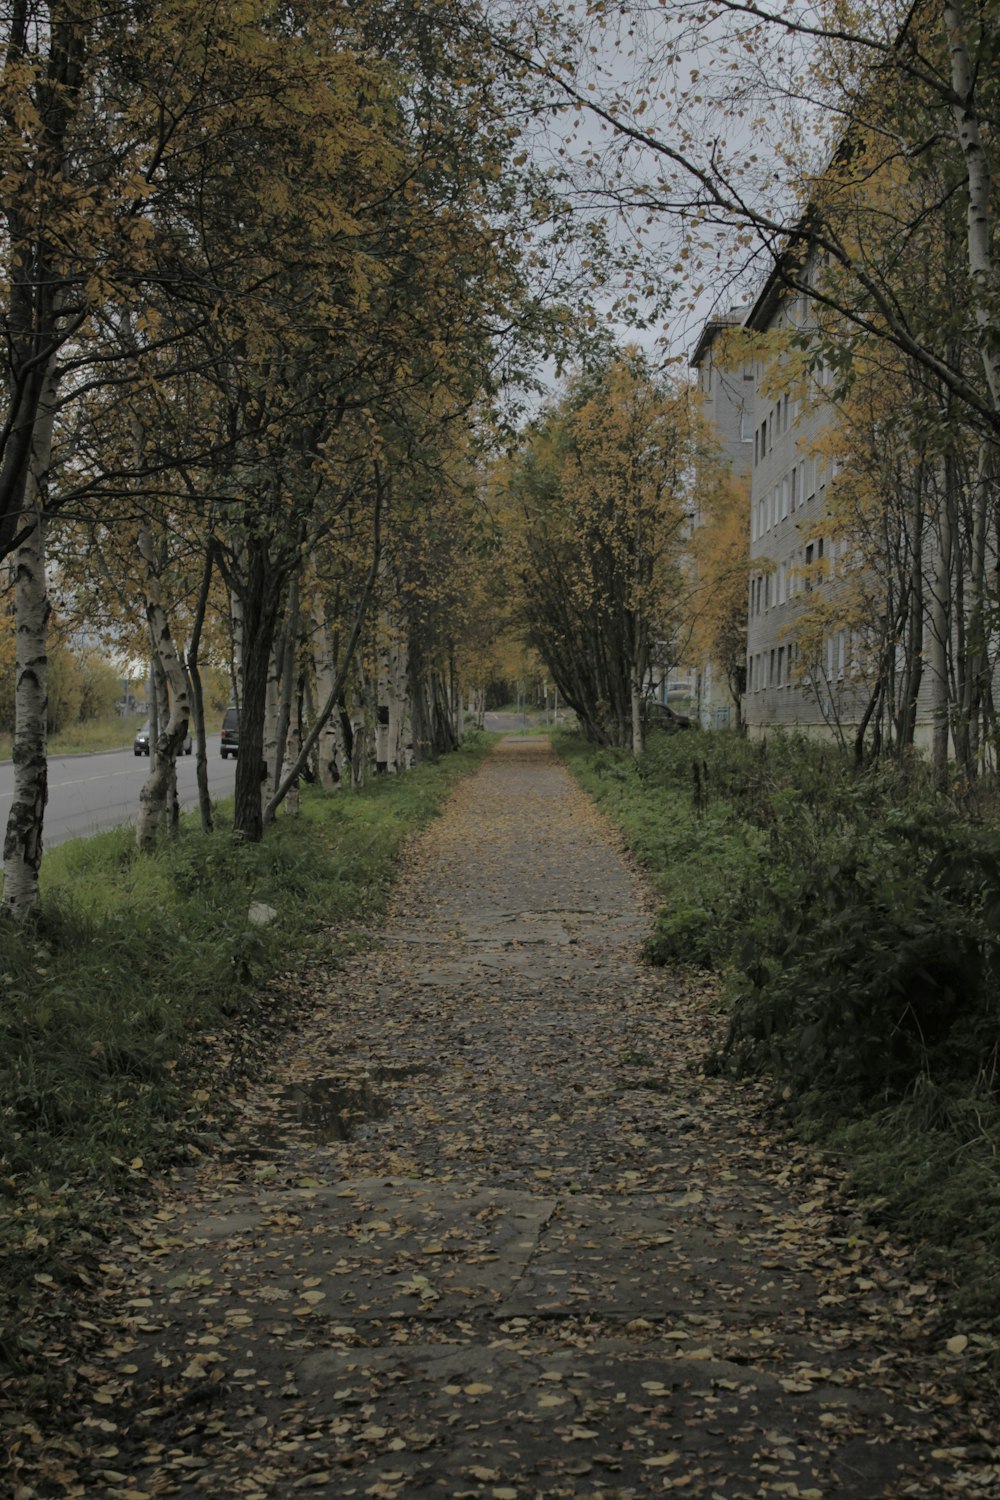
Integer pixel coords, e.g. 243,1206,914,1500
0,734,493,1362
555,732,767,969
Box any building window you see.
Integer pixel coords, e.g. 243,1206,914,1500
777,645,785,685
791,465,798,509
740,408,753,442
781,477,789,520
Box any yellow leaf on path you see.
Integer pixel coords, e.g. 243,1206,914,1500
642,1452,680,1467
464,1382,493,1395
946,1334,969,1354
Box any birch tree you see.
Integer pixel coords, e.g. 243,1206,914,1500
504,0,1000,435
505,350,694,749
2,369,56,918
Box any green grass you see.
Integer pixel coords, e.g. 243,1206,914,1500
555,727,1000,1336
0,713,147,760
0,733,495,1365
555,731,767,969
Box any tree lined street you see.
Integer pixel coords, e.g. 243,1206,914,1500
4,0,1000,1491
0,742,234,848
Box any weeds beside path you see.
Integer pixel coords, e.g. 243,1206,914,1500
5,736,998,1497
0,737,494,1372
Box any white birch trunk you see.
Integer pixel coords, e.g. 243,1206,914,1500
3,376,56,920
927,495,953,788
261,644,281,814
149,641,179,830
230,584,245,713
390,632,412,770
283,722,301,815
311,592,342,790
945,0,1000,415
352,657,371,789
630,665,644,758
351,703,368,788
375,612,392,772
136,523,193,851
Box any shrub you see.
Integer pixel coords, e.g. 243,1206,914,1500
556,726,1000,1325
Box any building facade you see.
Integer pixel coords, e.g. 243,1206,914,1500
687,309,753,728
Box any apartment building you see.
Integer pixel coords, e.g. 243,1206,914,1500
687,308,753,727
741,273,876,740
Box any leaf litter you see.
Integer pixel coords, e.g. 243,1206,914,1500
3,738,1000,1497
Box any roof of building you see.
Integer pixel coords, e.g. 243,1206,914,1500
689,305,750,368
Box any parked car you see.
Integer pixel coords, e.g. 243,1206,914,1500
133,721,193,756
645,701,694,733
220,706,239,759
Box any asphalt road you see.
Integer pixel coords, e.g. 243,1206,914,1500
0,738,238,849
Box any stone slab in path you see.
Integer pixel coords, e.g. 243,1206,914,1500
9,739,999,1498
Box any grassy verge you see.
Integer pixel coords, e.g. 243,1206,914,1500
0,714,148,761
556,728,1000,1334
0,733,494,1365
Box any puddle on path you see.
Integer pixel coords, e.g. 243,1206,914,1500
276,1064,438,1143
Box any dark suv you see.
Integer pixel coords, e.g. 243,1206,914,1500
645,701,694,733
220,706,239,759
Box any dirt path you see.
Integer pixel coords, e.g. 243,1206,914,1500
11,738,998,1497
